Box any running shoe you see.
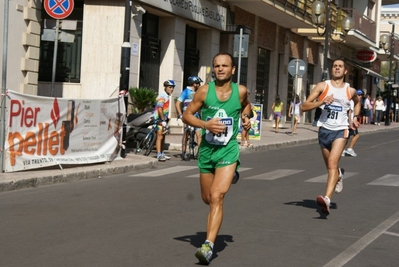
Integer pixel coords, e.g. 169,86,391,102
316,195,330,215
345,148,357,157
195,242,213,265
335,167,345,193
157,155,166,162
341,150,346,157
162,154,171,160
232,171,240,184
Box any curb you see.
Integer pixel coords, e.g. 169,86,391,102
0,155,158,193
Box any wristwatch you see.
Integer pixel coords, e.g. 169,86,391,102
243,114,250,119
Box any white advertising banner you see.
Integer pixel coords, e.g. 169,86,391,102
3,91,125,172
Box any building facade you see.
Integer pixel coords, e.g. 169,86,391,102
1,0,397,123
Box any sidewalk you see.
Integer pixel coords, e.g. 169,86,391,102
1,120,398,193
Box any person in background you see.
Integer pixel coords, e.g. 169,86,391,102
374,95,385,126
182,52,251,265
369,97,375,124
271,95,283,133
363,94,372,124
241,89,254,147
288,94,302,134
342,89,363,157
153,80,175,162
301,59,360,215
175,76,203,160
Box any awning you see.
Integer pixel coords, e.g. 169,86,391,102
347,61,388,81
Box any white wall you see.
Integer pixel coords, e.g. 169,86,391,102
77,0,124,99
0,0,38,94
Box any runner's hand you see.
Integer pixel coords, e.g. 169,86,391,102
242,117,251,131
205,118,226,134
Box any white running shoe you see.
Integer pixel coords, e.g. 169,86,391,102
341,150,346,157
316,195,330,215
157,155,166,162
345,148,357,157
162,154,171,160
335,167,345,193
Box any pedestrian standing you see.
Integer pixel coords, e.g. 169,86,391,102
153,80,175,161
271,95,283,133
182,52,252,265
241,89,254,147
363,94,372,124
301,59,360,215
288,94,302,134
374,96,385,125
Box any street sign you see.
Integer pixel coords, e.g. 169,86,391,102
44,0,74,20
233,34,249,58
42,29,75,43
288,59,306,77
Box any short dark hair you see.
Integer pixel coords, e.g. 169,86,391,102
332,58,347,69
213,52,236,67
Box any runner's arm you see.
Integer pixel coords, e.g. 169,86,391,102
301,81,330,112
182,85,226,135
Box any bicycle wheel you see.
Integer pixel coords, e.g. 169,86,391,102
136,131,155,156
143,132,156,156
184,129,193,161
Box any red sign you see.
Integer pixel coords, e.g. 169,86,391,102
356,50,377,63
44,0,74,20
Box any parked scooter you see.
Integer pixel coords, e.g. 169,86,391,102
124,108,154,152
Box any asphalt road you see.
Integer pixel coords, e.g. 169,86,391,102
1,130,398,267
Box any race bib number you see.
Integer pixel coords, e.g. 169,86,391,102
319,104,343,123
205,117,234,145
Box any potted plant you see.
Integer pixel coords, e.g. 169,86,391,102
128,87,157,113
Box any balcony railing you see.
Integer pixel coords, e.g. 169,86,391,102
342,8,376,42
273,0,314,20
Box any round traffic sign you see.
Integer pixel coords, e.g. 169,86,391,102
288,59,306,77
44,0,74,20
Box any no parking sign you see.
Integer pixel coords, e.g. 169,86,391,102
44,0,74,20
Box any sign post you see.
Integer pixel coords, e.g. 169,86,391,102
233,29,249,85
43,0,74,97
287,59,306,135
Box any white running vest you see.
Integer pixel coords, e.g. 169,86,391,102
317,80,351,130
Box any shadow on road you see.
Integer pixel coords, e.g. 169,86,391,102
284,199,337,219
174,232,235,262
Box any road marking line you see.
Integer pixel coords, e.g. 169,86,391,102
305,172,357,183
129,166,197,177
244,169,304,180
185,167,252,178
367,174,399,186
323,210,399,267
384,231,399,237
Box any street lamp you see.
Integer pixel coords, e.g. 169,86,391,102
311,0,354,80
380,21,396,126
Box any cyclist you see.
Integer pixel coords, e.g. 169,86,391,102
154,80,175,162
175,76,203,160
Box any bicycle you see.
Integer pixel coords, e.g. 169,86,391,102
182,125,199,161
136,118,169,156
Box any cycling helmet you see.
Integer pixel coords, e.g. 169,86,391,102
187,76,203,85
163,80,176,87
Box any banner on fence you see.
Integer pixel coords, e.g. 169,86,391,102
3,91,125,172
